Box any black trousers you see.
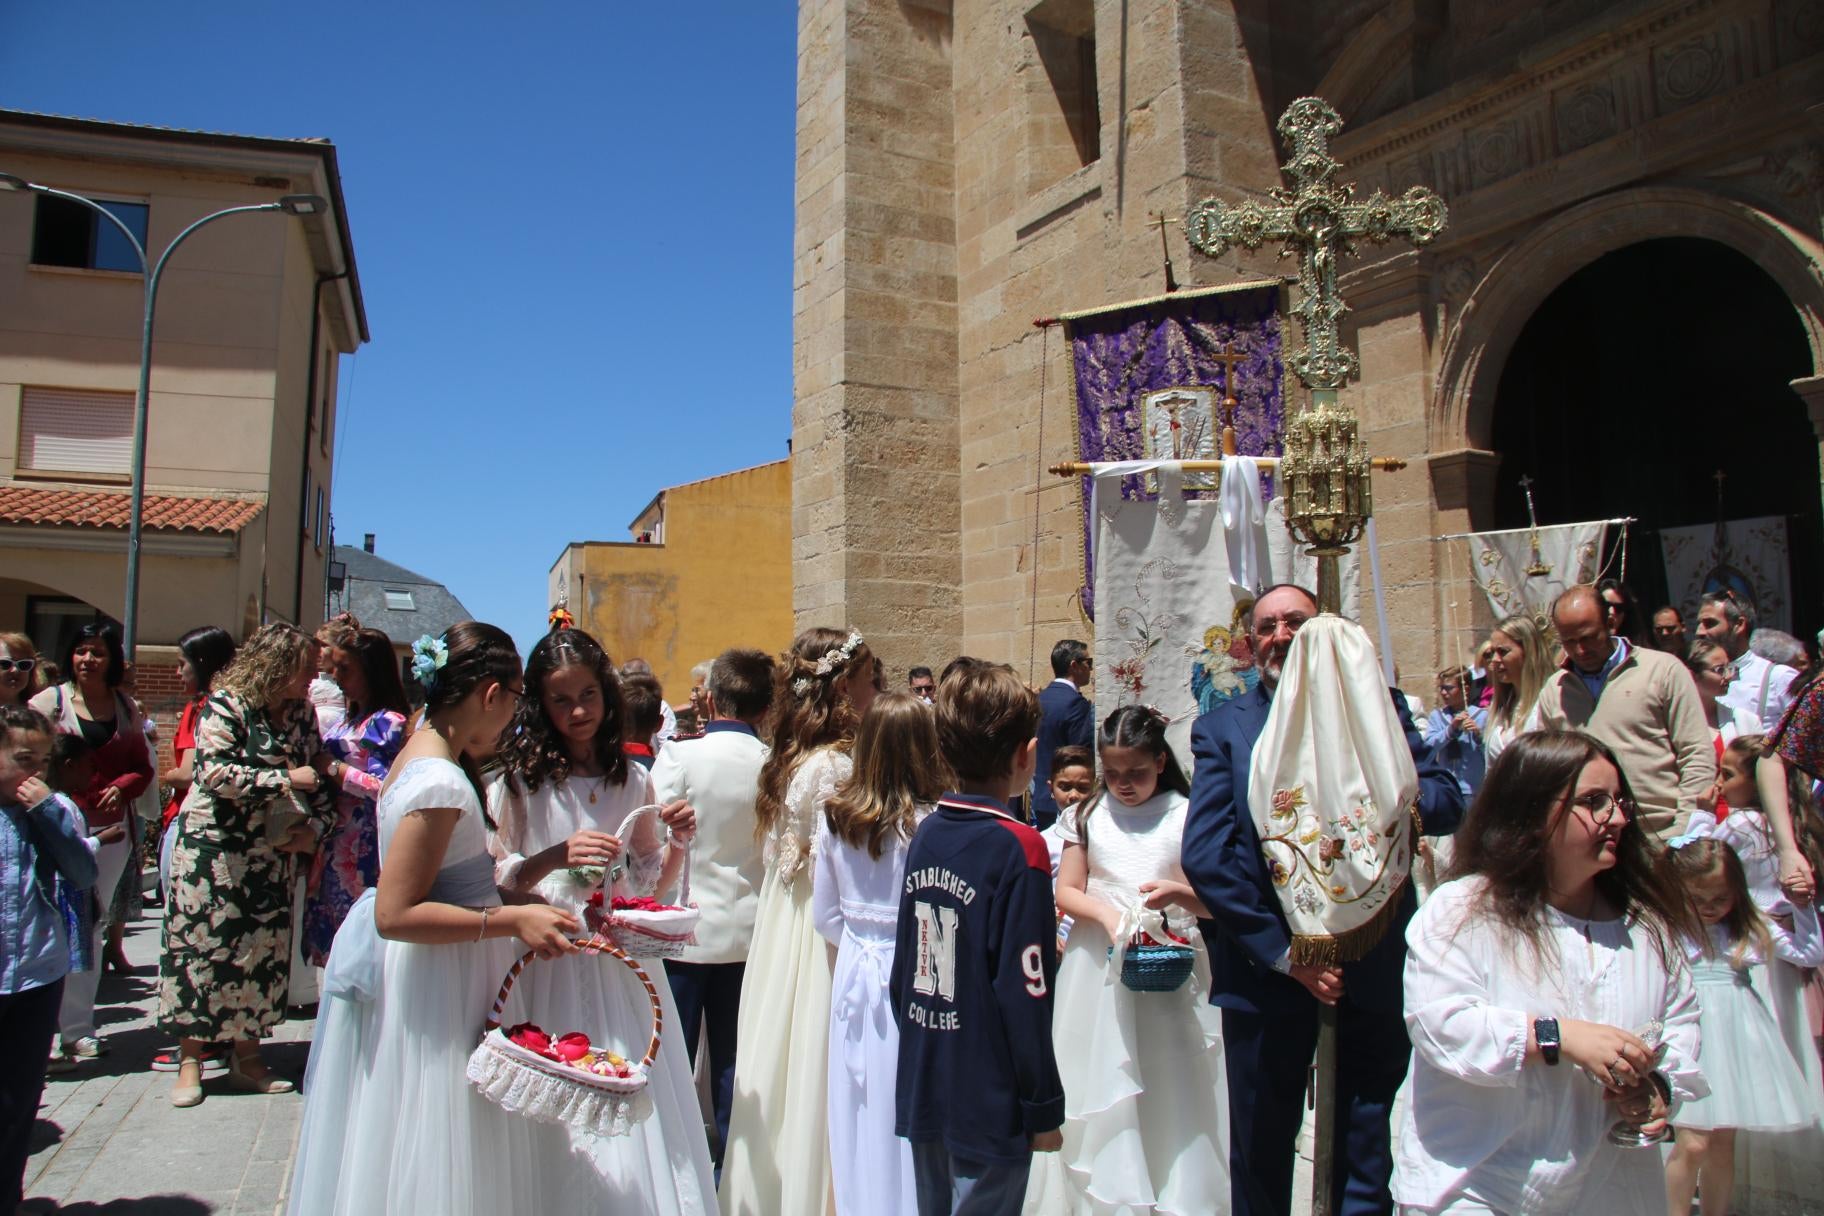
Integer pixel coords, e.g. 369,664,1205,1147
1221,995,1411,1216
663,960,744,1165
1,978,64,1216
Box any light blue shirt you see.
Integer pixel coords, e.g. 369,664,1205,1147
1573,637,1630,704
2,793,97,995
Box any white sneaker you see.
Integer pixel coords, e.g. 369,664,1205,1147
62,1036,106,1059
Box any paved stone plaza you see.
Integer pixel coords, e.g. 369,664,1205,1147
23,913,311,1215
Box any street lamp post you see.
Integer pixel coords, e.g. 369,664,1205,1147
0,171,324,658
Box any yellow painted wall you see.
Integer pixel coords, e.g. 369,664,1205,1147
564,460,792,702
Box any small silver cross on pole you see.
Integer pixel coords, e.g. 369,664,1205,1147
1519,474,1551,576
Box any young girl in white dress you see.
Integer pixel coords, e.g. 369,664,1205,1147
720,627,878,1216
812,691,944,1216
1046,706,1227,1215
487,627,715,1213
289,623,598,1215
1661,838,1823,1216
1685,734,1824,1212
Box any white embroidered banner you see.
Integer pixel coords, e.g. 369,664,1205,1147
1093,470,1258,777
1659,517,1791,632
1466,522,1606,632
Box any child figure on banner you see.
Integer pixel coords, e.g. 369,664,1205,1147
1660,838,1823,1216
487,627,712,1211
1041,706,1227,1214
813,691,946,1216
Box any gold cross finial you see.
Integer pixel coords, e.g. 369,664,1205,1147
1183,98,1447,391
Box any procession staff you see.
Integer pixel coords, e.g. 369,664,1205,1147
1181,584,1466,1216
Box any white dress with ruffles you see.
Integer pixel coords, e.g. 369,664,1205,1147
483,768,717,1214
1035,789,1228,1215
288,758,606,1215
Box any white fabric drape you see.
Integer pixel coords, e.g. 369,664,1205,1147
1245,615,1418,962
1219,455,1271,601
1093,467,1248,777
1465,521,1605,631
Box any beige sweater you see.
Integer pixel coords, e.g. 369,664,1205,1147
1529,645,1715,838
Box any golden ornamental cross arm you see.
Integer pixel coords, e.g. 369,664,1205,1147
1183,98,1447,392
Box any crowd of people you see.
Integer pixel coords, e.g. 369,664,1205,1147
0,578,1822,1215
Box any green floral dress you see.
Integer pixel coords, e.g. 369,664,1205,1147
157,691,333,1041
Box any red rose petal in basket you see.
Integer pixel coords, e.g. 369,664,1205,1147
586,892,604,909
552,1031,593,1062
610,896,682,912
506,1022,552,1055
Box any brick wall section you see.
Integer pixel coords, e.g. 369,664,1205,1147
128,645,187,780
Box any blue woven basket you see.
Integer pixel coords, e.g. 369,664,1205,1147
1110,940,1194,993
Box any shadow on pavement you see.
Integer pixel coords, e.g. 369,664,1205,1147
23,1198,214,1214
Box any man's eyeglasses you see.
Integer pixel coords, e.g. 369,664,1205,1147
1568,790,1633,827
0,658,35,675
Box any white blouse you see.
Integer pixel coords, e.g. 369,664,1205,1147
1393,877,1703,1216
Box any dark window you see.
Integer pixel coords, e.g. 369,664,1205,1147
31,195,148,272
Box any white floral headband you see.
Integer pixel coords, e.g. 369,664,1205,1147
791,631,865,697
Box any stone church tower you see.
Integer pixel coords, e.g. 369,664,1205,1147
792,0,1824,683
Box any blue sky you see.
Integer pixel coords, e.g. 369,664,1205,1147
2,4,797,656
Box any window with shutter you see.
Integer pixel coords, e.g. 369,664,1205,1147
17,388,134,476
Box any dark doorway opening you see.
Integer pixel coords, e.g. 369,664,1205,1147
1488,237,1819,647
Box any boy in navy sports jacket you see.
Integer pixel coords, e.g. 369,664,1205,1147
892,662,1064,1214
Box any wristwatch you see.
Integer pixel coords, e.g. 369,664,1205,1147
1534,1017,1561,1065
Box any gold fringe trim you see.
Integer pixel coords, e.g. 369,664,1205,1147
1287,803,1423,967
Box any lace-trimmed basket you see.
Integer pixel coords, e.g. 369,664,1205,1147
583,804,699,960
466,935,662,1137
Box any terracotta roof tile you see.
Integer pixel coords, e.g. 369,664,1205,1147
0,486,264,534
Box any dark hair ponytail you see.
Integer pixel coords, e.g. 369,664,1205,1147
422,621,522,813
177,625,237,696
1096,705,1191,797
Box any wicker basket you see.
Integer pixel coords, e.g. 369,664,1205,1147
465,936,665,1138
584,804,699,960
1109,929,1195,993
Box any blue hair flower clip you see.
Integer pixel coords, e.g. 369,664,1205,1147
410,633,449,692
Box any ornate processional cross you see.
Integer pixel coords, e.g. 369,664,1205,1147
1183,98,1447,392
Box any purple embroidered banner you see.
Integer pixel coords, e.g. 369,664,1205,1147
1064,282,1286,618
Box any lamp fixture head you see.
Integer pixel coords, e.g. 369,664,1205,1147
0,171,32,193
276,194,327,217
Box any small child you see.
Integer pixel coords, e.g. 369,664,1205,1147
1421,666,1486,799
1041,745,1094,951
892,662,1063,1214
815,692,947,1216
0,705,99,1212
1050,706,1226,1211
1661,839,1823,1216
620,673,665,770
44,734,123,1071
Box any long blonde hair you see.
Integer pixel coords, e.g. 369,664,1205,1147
214,623,313,709
825,692,947,859
1487,613,1555,732
756,627,873,841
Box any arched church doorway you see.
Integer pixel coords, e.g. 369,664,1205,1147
1487,237,1820,646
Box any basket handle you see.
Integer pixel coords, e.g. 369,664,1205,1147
482,935,665,1071
614,802,693,906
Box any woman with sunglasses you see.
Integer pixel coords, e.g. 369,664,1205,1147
0,633,43,708
1392,730,1704,1215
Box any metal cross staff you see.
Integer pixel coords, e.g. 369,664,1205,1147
1183,97,1448,1216
1519,475,1552,576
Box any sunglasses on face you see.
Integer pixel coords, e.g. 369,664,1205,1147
0,659,35,675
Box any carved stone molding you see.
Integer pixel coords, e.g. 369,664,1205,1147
1428,448,1502,518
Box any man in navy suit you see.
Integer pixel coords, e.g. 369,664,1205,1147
1032,639,1095,829
1181,584,1465,1216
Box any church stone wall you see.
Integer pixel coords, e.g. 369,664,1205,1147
796,0,1824,692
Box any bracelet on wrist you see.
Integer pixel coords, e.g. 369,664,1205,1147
477,906,492,941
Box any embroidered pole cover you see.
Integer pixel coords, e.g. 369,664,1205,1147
1246,615,1419,964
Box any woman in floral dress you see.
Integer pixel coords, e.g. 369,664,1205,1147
301,627,408,965
158,623,334,1107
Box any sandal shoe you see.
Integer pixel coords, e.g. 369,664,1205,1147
171,1062,205,1108
226,1059,294,1095
152,1048,227,1075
